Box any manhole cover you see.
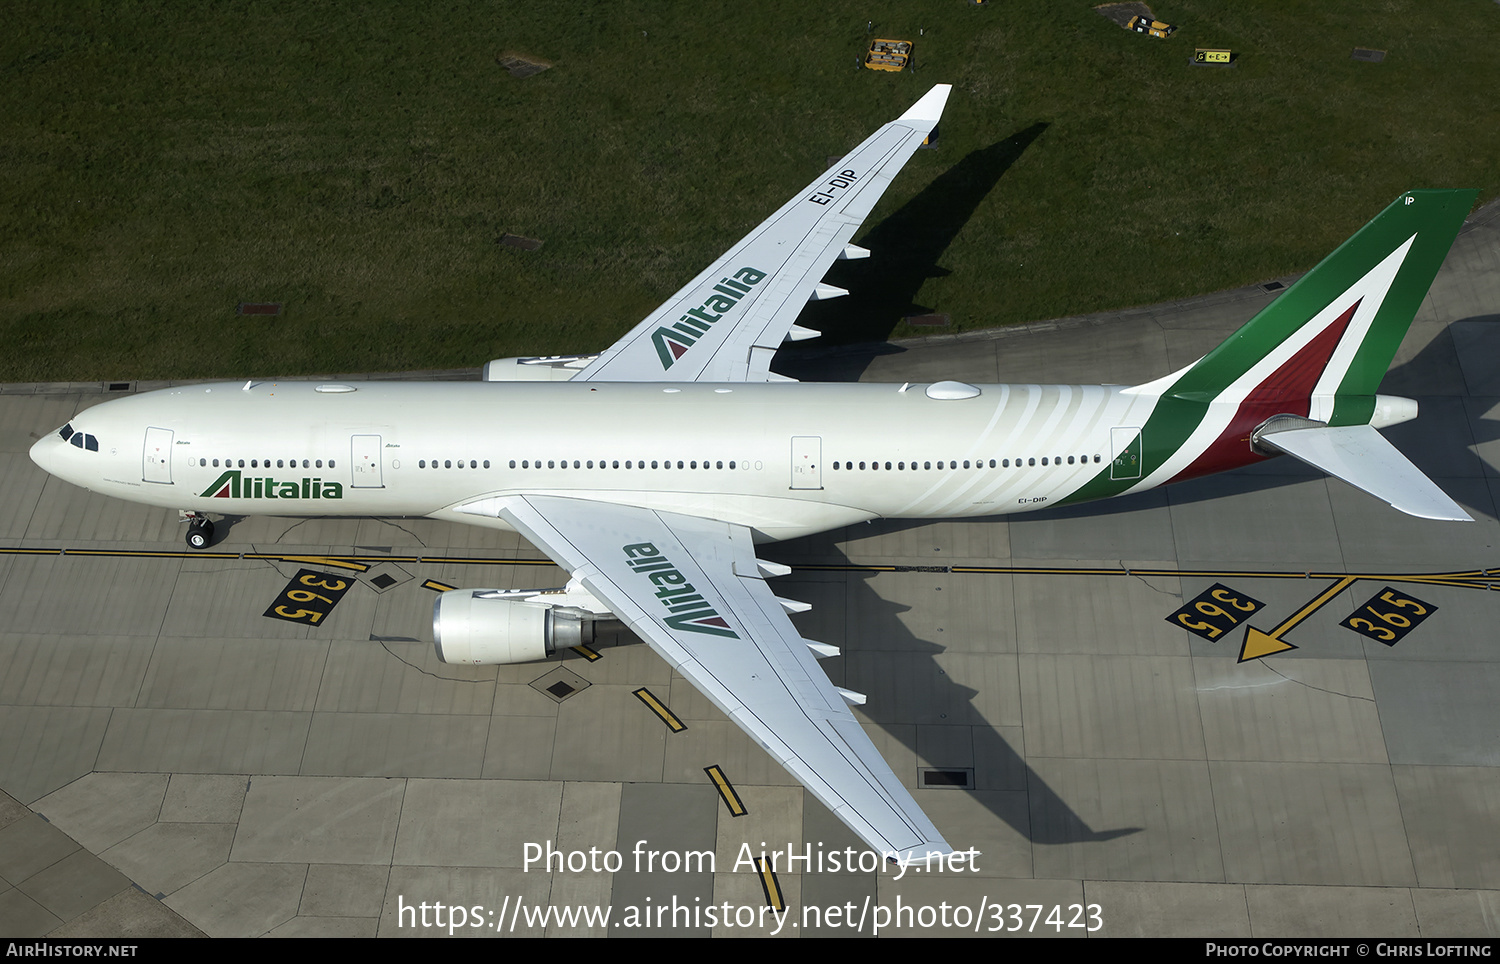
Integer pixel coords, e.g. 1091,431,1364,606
530,666,590,703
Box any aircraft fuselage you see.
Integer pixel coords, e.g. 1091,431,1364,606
31,378,1192,541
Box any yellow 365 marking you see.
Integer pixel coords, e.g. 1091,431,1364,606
264,568,353,626
1168,583,1265,643
1341,586,1437,647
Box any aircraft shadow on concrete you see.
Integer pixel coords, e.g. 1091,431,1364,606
768,540,1139,848
582,540,1137,846
776,123,1049,381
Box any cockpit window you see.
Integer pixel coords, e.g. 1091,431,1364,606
67,432,99,451
58,423,74,441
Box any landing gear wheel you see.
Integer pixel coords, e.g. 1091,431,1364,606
186,519,214,549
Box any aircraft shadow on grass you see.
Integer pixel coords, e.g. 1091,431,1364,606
778,123,1049,380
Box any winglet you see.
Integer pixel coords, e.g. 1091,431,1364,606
900,84,951,125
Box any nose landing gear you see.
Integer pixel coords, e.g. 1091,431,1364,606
180,511,216,549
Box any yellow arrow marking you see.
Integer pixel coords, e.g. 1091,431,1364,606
1239,575,1357,662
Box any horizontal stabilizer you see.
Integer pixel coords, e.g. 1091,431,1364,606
1260,424,1472,522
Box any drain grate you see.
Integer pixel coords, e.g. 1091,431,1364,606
498,53,552,78
499,233,543,251
921,767,974,789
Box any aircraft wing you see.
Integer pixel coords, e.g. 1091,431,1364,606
455,492,955,860
570,84,951,384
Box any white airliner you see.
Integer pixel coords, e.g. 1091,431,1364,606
30,84,1477,863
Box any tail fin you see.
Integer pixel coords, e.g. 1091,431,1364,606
1095,190,1476,519
1157,189,1475,426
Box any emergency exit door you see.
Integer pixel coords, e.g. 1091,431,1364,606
790,436,822,490
351,434,384,488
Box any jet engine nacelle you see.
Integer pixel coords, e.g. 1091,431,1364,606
432,591,595,665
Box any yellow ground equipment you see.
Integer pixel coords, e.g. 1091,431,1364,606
865,39,912,72
1127,15,1176,38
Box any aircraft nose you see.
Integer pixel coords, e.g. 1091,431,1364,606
29,434,57,475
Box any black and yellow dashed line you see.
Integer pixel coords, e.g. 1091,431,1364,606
754,857,785,912
633,688,686,732
704,765,747,817
4,545,1495,661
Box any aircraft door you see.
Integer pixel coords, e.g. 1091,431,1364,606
790,436,822,490
143,427,174,484
351,434,384,488
1110,426,1143,481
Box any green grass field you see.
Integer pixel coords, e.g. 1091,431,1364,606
3,1,1498,381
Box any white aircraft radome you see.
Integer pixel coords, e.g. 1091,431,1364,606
29,83,1478,864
